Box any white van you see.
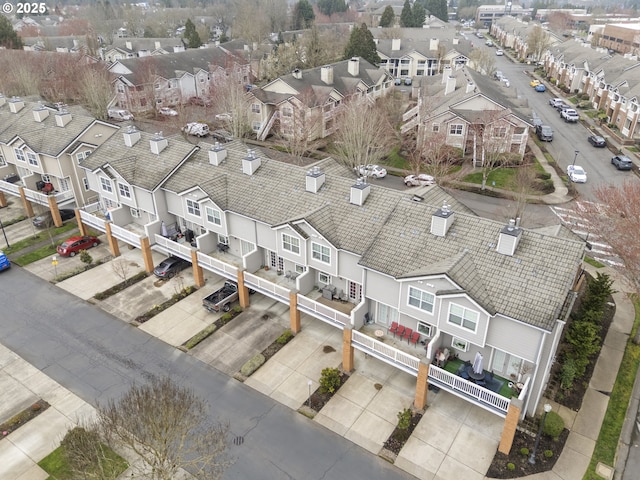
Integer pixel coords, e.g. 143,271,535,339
107,109,134,121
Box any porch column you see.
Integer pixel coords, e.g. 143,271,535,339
0,192,7,208
139,236,153,273
190,248,204,287
74,209,88,236
18,187,34,218
48,195,62,227
105,222,121,258
289,290,301,334
498,398,523,454
342,324,354,372
237,270,249,308
414,358,430,410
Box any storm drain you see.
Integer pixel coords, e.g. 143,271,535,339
233,436,244,446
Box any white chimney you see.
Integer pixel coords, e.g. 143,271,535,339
453,38,459,45
350,178,370,206
0,95,5,107
155,41,161,49
441,66,452,84
392,38,401,51
123,125,141,147
496,219,522,256
466,81,475,93
32,106,49,122
348,57,360,76
242,149,261,175
445,76,456,95
429,38,439,50
125,41,132,50
208,142,227,166
55,110,72,127
305,166,325,193
9,97,24,113
292,68,302,80
430,202,455,237
174,44,185,53
320,65,333,85
150,133,168,154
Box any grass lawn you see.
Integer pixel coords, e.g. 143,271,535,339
385,146,409,170
462,168,517,188
583,295,640,480
39,443,128,480
584,256,606,268
3,223,77,255
13,244,58,266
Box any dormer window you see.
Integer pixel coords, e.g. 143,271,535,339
282,233,300,254
100,177,113,193
186,199,200,217
118,183,131,198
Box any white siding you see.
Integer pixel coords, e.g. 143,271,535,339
485,315,541,362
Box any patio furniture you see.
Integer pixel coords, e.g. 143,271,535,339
395,325,406,339
374,329,384,339
409,331,420,346
467,366,486,382
402,327,413,344
217,243,229,253
388,322,399,336
322,286,336,300
435,348,450,368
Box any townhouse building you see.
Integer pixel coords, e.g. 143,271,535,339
72,126,584,445
402,68,531,160
247,57,394,141
102,39,187,63
491,17,563,62
0,97,118,221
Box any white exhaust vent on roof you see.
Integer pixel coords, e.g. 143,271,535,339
497,219,522,256
150,132,168,154
320,65,333,85
209,142,227,166
242,149,261,175
32,105,49,122
348,57,360,76
350,177,370,206
430,202,455,237
9,97,24,113
306,166,325,193
55,108,72,127
123,125,141,147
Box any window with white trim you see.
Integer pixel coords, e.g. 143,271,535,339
59,177,70,191
118,183,131,198
252,121,262,131
100,177,113,193
417,321,433,337
218,234,228,245
432,123,440,132
205,206,221,225
0,155,5,166
295,264,306,273
251,103,261,113
451,337,469,352
318,271,330,284
117,83,125,93
130,208,140,218
83,178,90,191
26,152,38,167
282,106,293,117
493,127,507,138
449,124,463,135
186,199,200,216
311,243,330,263
448,303,479,332
14,148,26,162
408,286,434,313
76,150,91,164
241,240,254,256
282,233,300,254
41,174,51,182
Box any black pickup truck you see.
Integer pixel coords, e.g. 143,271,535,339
202,281,239,313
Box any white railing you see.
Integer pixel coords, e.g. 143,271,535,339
296,294,350,328
244,271,290,303
402,104,419,121
79,210,107,233
517,376,530,402
428,365,510,416
110,223,142,248
54,190,75,203
23,189,49,205
154,234,192,261
351,330,420,375
0,180,21,195
196,250,238,280
512,134,525,143
400,117,419,134
82,201,101,213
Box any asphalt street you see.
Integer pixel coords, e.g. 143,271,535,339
0,266,414,480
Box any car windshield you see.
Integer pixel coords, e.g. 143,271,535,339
60,241,71,248
573,167,585,175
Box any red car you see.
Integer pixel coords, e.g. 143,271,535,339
57,235,101,257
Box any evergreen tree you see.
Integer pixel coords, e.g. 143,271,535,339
0,15,23,49
183,19,202,48
318,0,348,16
344,23,380,67
293,0,315,30
413,2,427,27
426,0,449,22
400,0,413,27
379,5,395,27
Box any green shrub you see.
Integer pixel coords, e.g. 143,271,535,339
276,329,293,345
232,305,243,313
319,367,342,394
520,447,529,455
507,463,515,471
536,171,551,181
79,250,93,266
397,408,412,431
543,411,564,440
560,358,577,391
544,449,554,458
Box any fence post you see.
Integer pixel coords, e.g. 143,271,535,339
498,398,522,454
289,291,301,334
105,222,121,258
342,324,354,372
191,248,205,288
414,358,430,409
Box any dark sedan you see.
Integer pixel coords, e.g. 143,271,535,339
33,209,76,228
153,256,191,278
587,135,606,148
611,155,634,171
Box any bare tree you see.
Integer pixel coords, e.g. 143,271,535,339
96,377,232,480
527,25,552,62
61,426,123,480
331,97,397,180
469,46,496,76
78,65,114,120
111,258,131,284
274,91,324,163
210,66,251,138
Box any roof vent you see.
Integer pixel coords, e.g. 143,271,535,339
32,104,49,122
55,108,72,127
391,38,401,51
242,149,261,175
496,219,522,256
9,96,24,113
348,57,360,76
306,165,325,193
320,65,333,85
350,177,370,206
430,202,455,237
292,68,302,80
150,132,168,154
123,125,141,147
209,142,227,166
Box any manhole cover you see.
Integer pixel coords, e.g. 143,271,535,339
262,314,269,320
233,436,244,446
